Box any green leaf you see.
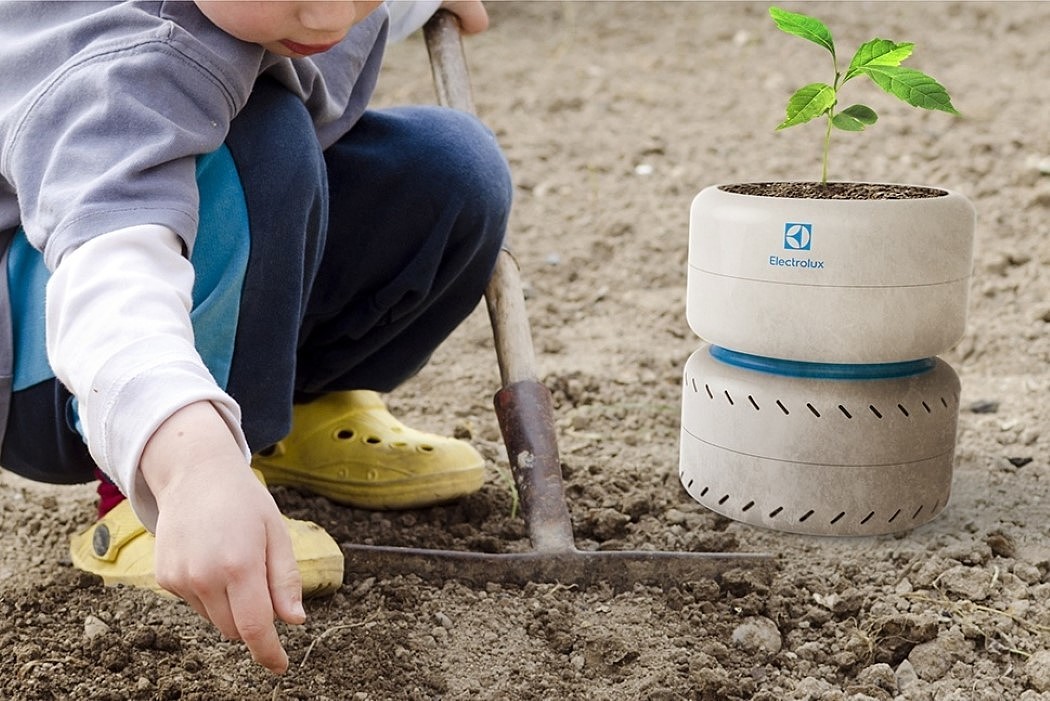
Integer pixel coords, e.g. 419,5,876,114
776,83,836,129
769,7,835,58
844,39,914,81
840,104,878,124
831,104,879,133
860,65,959,113
832,113,865,131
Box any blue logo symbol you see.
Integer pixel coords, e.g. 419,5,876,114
784,222,812,250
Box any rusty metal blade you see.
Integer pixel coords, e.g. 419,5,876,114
344,544,772,590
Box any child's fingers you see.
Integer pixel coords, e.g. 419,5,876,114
440,0,489,34
267,520,307,626
227,575,289,674
161,571,244,642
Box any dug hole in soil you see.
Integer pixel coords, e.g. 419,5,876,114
1,2,1048,699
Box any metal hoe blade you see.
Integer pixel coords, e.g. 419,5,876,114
342,11,774,589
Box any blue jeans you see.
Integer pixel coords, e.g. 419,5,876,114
1,77,511,485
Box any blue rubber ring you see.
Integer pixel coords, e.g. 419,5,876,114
708,345,936,380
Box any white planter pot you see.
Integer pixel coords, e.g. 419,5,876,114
687,183,975,363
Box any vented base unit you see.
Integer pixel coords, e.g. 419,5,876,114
679,345,960,536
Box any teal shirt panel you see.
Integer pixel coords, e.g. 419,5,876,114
8,145,250,394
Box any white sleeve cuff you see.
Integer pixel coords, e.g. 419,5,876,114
45,224,250,531
385,0,443,43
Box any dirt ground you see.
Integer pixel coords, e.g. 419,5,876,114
2,2,1049,699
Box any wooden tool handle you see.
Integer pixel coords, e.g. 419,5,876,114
423,10,540,387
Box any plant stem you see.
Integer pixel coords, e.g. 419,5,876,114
821,115,832,183
821,56,842,184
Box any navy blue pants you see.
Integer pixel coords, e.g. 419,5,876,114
1,78,511,485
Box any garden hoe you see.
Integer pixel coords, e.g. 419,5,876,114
341,11,774,590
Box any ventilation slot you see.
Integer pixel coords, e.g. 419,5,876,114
776,400,790,415
748,395,760,411
869,405,883,419
898,403,910,417
806,403,821,418
888,508,901,523
860,511,875,525
940,397,949,408
769,507,783,518
799,510,814,523
742,501,755,512
700,487,709,497
922,400,932,413
830,512,845,525
718,494,730,505
838,405,852,419
705,384,714,399
912,505,924,520
690,378,698,393
686,479,694,489
724,390,734,406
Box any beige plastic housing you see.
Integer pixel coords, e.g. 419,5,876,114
679,345,960,536
687,184,975,364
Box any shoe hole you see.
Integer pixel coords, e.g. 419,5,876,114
419,444,434,452
336,429,355,440
392,441,408,448
365,435,382,445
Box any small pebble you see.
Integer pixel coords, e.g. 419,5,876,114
968,399,1000,414
895,659,919,690
1026,649,1050,692
84,615,110,640
730,616,782,655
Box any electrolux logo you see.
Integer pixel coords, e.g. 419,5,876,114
770,221,826,269
783,222,812,250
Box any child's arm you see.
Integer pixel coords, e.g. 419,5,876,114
46,224,301,674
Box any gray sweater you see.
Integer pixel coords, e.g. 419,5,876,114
0,1,389,270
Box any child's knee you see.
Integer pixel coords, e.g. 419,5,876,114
432,109,512,211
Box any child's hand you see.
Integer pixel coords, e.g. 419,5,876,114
141,401,305,674
440,0,489,34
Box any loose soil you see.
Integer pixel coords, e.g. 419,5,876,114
2,2,1048,699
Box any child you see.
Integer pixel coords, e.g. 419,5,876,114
0,0,509,674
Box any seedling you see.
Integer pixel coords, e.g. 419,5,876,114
770,6,958,183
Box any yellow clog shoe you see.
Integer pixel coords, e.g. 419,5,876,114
69,499,344,597
253,390,485,510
